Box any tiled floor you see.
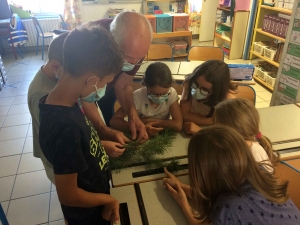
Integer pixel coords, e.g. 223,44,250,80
0,44,272,225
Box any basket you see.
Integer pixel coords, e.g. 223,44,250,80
254,67,266,81
265,73,276,87
264,47,277,60
253,42,266,55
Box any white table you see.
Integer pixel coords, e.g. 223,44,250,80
136,61,181,76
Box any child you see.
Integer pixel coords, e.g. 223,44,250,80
39,24,123,224
110,62,183,137
214,98,280,172
180,60,237,135
163,125,300,225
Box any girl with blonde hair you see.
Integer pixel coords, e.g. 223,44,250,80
163,125,300,225
214,98,279,171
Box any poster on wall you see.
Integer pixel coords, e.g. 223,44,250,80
275,2,300,105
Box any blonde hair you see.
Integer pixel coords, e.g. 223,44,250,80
188,125,289,221
214,98,280,167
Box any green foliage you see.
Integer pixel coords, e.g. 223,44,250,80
110,129,180,172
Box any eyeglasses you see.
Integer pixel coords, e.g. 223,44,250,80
191,83,211,96
147,90,171,98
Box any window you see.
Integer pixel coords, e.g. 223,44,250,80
8,0,64,14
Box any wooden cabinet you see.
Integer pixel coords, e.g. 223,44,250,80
249,0,292,92
213,7,249,60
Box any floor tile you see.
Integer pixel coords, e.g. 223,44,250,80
0,88,17,97
6,75,24,83
257,91,272,101
0,124,29,141
18,152,44,174
8,64,28,71
255,101,270,108
8,103,29,115
256,96,266,103
12,95,28,105
253,83,269,92
1,201,9,215
19,81,31,88
7,193,50,225
49,220,65,225
12,170,51,199
0,155,21,177
3,113,31,127
0,116,5,126
25,69,40,75
27,124,33,137
0,175,15,201
22,74,36,81
16,86,30,95
51,183,56,192
6,70,26,77
23,137,33,153
49,191,64,222
0,138,25,157
0,97,14,106
27,64,43,70
0,105,10,116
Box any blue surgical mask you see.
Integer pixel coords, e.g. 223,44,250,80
148,95,169,104
81,80,106,102
122,61,135,72
191,87,206,100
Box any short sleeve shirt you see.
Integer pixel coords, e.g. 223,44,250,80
209,183,300,225
133,87,179,119
39,96,110,219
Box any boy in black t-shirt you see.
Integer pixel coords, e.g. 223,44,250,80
39,23,123,225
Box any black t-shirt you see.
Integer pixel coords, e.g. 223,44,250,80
39,95,110,220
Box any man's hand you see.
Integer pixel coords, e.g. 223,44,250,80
102,127,129,145
128,108,148,142
102,198,120,224
183,122,201,135
102,141,125,158
145,122,163,137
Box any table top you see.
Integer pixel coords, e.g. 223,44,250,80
136,61,181,76
282,158,300,173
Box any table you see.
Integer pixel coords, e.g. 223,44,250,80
136,61,181,76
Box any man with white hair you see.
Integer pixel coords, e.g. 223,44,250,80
82,11,153,142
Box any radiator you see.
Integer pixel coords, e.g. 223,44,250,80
22,18,60,47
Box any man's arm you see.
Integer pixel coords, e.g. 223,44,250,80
114,72,148,142
81,101,129,144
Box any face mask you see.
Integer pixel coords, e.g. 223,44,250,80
148,95,169,104
191,87,207,100
81,81,107,102
122,61,135,72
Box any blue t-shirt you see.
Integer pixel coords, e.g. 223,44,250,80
209,183,300,225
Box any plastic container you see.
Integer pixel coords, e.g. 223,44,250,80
255,66,266,81
145,15,156,33
170,13,189,31
154,10,163,14
264,47,277,60
168,40,187,55
253,42,266,55
155,14,172,33
265,73,276,87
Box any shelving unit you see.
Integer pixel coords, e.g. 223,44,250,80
143,0,187,15
213,8,249,59
250,0,292,91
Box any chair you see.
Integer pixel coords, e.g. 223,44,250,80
58,14,67,30
147,42,174,61
0,202,9,225
234,84,256,105
187,46,224,61
31,16,54,60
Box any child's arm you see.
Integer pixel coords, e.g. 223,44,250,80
55,173,119,223
102,140,125,158
141,100,183,131
110,107,131,132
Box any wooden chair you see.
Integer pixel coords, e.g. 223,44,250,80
187,46,224,61
234,84,256,105
147,42,174,61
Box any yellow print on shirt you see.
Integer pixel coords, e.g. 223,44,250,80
84,116,108,170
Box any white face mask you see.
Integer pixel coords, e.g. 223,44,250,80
191,88,207,100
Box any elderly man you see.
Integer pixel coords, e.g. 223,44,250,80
84,11,153,142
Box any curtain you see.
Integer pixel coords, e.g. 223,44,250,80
187,0,202,35
64,0,82,30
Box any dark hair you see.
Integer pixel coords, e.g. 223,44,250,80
182,60,237,107
142,62,173,88
63,22,123,78
48,32,69,64
188,125,288,221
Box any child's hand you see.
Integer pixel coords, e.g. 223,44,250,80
102,141,125,158
183,122,201,135
165,182,189,208
163,167,182,189
145,122,163,137
102,198,120,223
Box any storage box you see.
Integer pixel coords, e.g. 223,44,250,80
219,0,231,6
253,42,266,55
168,40,187,55
264,47,277,60
170,13,189,31
235,0,251,10
228,64,254,80
155,14,172,33
154,10,163,14
255,67,267,81
265,73,276,87
145,15,156,33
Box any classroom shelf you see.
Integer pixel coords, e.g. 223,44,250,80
214,32,231,42
152,31,192,38
255,28,286,42
217,6,230,12
253,75,274,91
215,21,232,28
261,5,292,15
251,51,280,67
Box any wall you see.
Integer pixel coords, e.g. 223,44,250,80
79,1,143,22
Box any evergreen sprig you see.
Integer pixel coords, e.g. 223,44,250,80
110,129,180,173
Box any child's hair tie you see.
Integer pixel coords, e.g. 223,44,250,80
256,132,262,139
